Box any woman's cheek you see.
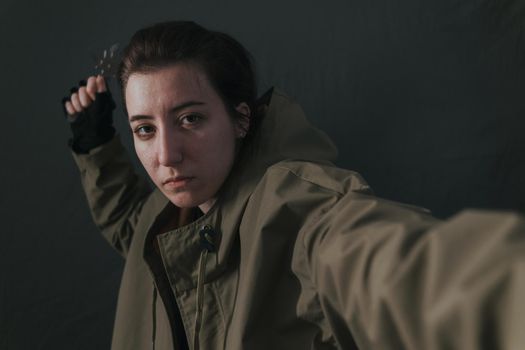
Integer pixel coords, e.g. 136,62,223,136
135,144,156,172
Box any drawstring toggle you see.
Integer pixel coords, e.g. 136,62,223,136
199,225,218,252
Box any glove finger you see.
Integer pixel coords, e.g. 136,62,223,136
70,86,79,94
78,79,87,87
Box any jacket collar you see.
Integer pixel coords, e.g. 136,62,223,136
144,88,338,290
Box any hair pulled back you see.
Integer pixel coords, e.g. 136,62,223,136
118,21,258,138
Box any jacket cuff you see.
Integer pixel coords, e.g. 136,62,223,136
70,134,126,170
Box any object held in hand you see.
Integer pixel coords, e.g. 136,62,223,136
93,43,120,79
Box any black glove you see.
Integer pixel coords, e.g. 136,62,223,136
62,84,116,154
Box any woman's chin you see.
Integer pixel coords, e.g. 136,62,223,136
163,191,198,208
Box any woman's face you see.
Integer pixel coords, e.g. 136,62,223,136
125,64,248,213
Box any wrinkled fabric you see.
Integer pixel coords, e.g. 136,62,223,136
72,88,525,350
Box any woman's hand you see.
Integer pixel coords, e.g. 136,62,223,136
64,75,107,116
62,75,116,154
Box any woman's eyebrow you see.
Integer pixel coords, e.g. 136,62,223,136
129,101,205,122
169,100,205,114
129,115,154,122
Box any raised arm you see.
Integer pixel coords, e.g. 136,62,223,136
63,76,152,257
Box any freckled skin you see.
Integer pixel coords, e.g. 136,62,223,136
125,64,246,213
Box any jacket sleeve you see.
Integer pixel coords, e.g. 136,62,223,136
71,135,152,258
295,192,525,350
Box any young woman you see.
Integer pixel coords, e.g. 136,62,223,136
63,21,525,350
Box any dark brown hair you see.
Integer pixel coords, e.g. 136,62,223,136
118,20,258,138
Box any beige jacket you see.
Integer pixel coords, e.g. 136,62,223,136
72,89,525,350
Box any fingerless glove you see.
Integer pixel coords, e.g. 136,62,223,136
64,90,116,154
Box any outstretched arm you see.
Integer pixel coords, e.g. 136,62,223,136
296,192,525,349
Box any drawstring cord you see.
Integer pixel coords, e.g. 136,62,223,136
152,282,158,350
193,249,209,350
193,225,218,350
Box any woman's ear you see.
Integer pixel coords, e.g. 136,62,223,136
235,102,251,138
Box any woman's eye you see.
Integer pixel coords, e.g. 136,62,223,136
134,125,155,138
180,114,202,126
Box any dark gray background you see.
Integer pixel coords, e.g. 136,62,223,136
1,0,524,348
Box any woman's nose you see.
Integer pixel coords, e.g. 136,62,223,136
158,129,183,166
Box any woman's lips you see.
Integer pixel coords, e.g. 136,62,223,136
162,176,194,190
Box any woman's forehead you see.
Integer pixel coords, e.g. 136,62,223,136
128,64,209,92
125,64,221,113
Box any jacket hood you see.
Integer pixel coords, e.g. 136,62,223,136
213,88,338,260
238,87,338,178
